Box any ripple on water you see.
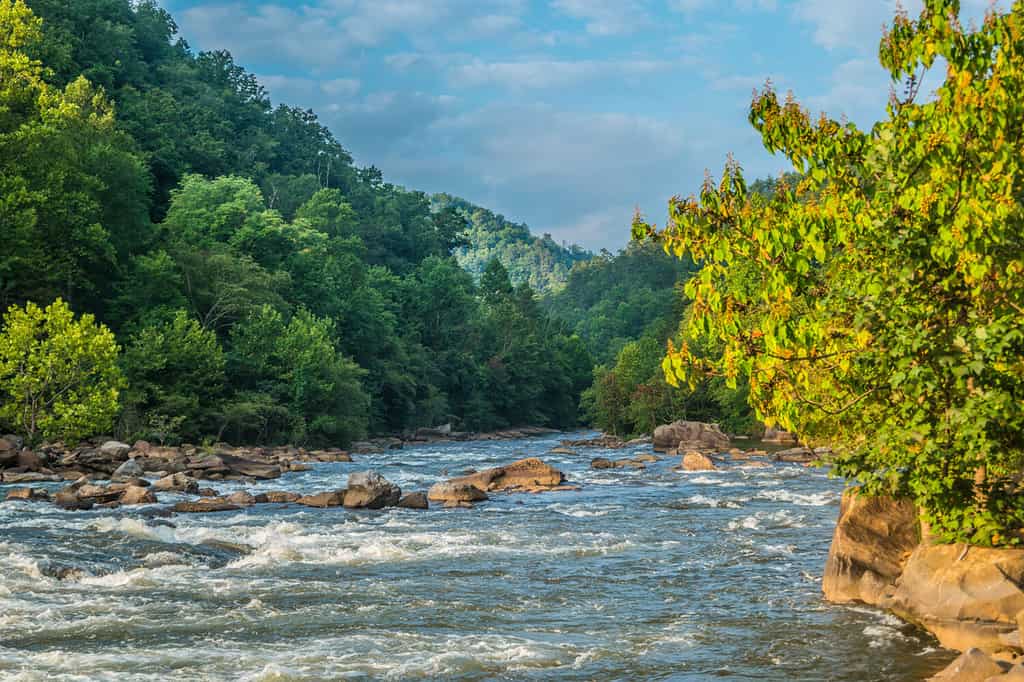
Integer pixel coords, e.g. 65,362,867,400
0,432,955,681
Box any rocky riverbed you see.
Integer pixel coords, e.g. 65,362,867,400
0,431,956,680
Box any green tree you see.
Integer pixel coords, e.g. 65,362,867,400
120,310,225,441
227,305,368,445
636,0,1024,545
0,298,123,442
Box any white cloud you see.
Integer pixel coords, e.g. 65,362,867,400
550,0,651,36
447,58,676,89
791,0,993,52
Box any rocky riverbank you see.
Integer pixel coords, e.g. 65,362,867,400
823,489,1024,679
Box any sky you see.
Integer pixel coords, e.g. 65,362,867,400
161,0,991,251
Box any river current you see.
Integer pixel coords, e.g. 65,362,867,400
0,432,954,680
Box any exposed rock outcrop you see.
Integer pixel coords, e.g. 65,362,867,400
653,421,730,453
343,471,401,509
822,490,920,605
427,481,488,505
397,491,429,509
929,648,1011,680
678,451,717,471
824,489,1024,659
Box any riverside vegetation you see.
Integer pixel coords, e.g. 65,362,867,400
2,0,1024,679
0,0,756,450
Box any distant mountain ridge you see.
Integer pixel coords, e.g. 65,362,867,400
433,194,593,294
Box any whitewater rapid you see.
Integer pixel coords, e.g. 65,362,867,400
0,433,952,680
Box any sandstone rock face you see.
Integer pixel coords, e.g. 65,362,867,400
397,492,429,509
822,489,1024,656
822,489,920,605
427,482,488,504
929,648,1010,681
653,421,730,452
343,471,401,509
884,544,1024,652
680,451,717,471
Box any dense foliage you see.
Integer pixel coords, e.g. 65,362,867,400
544,241,696,364
0,299,123,442
439,194,592,294
635,0,1024,544
0,0,593,445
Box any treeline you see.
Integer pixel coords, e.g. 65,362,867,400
543,241,757,437
0,0,592,446
438,194,593,294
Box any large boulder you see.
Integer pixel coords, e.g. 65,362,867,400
653,420,730,452
822,489,920,605
427,481,488,505
120,485,158,505
112,458,145,480
762,426,799,444
679,451,717,471
448,458,565,493
343,471,401,509
210,453,282,480
99,440,132,459
883,544,1024,652
152,472,199,493
397,492,429,510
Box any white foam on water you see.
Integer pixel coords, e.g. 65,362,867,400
726,509,807,532
863,624,912,648
755,489,840,506
547,503,622,518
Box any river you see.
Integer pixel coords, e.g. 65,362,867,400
0,432,955,680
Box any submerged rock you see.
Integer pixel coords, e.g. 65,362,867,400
295,491,346,508
262,491,301,504
4,487,48,502
173,499,241,513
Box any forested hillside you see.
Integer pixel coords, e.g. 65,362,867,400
436,194,592,294
0,0,592,445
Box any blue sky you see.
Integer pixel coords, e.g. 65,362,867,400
162,0,989,250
